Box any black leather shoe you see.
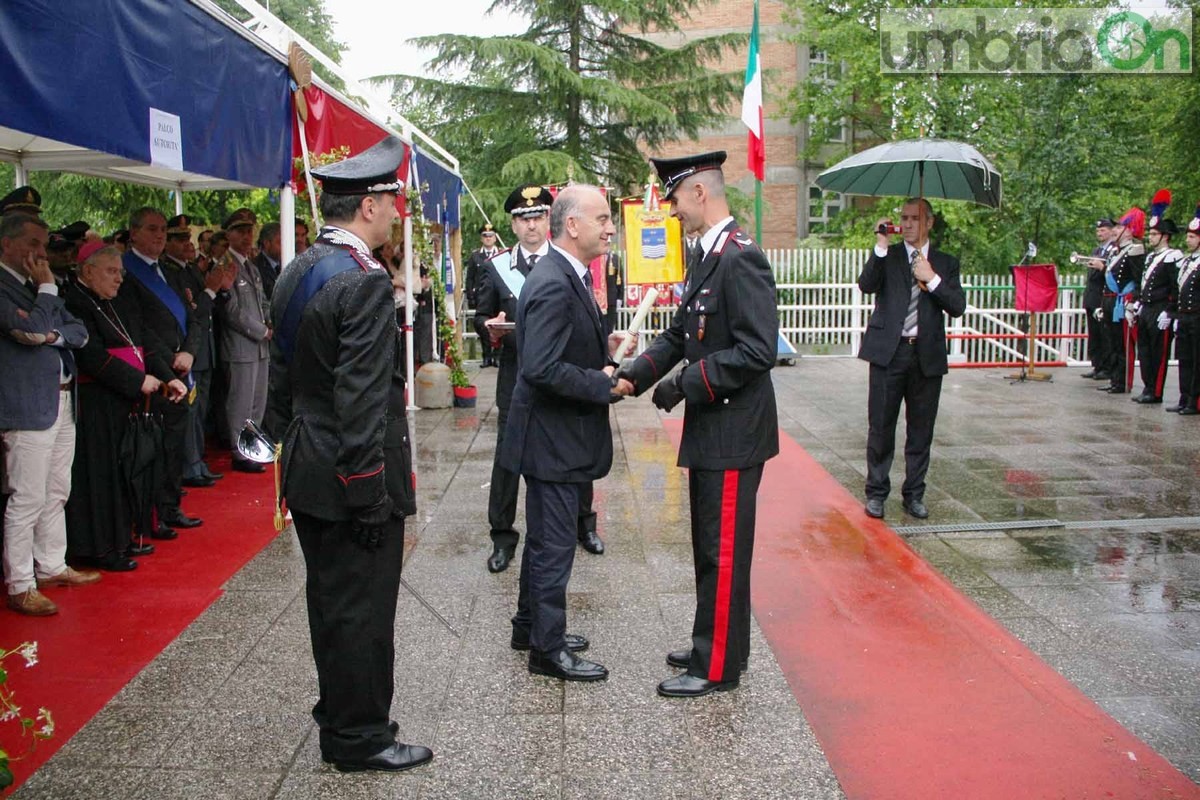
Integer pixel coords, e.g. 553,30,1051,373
666,648,690,669
149,525,178,540
126,542,155,556
98,552,137,572
231,459,266,474
1131,394,1162,404
332,742,433,773
511,631,588,653
181,475,216,488
902,498,929,519
322,722,402,763
1166,405,1183,413
864,497,885,519
578,529,605,555
1104,386,1127,394
1093,371,1112,381
528,649,608,682
487,544,515,573
162,512,202,529
1080,370,1097,379
657,673,738,698
1180,407,1199,416
202,468,224,480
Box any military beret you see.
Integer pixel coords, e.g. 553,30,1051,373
166,214,192,236
504,185,553,218
223,208,257,231
311,136,406,196
0,186,42,216
649,151,727,200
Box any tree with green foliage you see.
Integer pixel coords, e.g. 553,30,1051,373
782,0,1194,273
373,0,746,231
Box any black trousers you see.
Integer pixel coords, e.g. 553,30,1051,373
1136,310,1173,399
1177,314,1200,410
293,510,405,761
1085,308,1110,371
472,310,493,363
154,399,188,515
865,342,942,503
684,465,761,682
513,477,581,655
1101,298,1135,391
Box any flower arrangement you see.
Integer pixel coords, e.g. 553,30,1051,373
0,642,54,792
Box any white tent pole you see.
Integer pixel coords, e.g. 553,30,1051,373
174,185,184,215
296,111,320,226
280,185,295,266
405,160,417,411
14,161,26,186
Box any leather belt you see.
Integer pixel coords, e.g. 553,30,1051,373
900,336,918,345
1102,291,1117,298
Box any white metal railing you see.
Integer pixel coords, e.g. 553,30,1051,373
461,249,1092,366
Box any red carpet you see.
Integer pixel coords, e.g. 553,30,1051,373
663,420,1200,799
0,450,278,792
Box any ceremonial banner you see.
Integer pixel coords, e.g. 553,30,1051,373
623,199,684,285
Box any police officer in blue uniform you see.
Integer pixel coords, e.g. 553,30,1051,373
266,137,431,773
620,152,780,698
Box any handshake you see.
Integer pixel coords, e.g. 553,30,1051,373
608,363,687,412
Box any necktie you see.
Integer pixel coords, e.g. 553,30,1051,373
526,254,538,268
582,267,601,318
903,249,920,334
25,279,37,297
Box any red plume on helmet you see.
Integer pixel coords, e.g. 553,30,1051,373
1119,207,1146,239
1149,189,1171,226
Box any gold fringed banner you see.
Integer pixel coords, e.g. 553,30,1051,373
622,199,684,285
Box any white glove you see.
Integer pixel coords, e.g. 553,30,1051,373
1158,311,1171,331
1124,307,1136,325
1174,319,1180,334
1093,308,1105,322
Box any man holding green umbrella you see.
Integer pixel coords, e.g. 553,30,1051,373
858,198,966,520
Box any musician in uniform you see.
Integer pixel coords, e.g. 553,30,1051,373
465,223,500,367
1131,197,1182,405
619,151,779,697
1167,209,1200,415
266,137,430,773
1081,218,1116,380
1099,209,1146,395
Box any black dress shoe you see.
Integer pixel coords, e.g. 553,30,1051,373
161,512,202,529
1093,371,1112,381
98,552,137,572
202,468,224,480
231,459,266,474
332,742,433,773
864,497,885,518
323,722,403,763
1180,407,1199,416
657,673,738,698
182,475,216,488
902,498,929,519
577,529,605,555
126,542,155,556
666,648,690,669
1105,386,1127,394
1166,405,1183,413
487,544,515,573
1133,395,1162,404
1080,370,1097,379
528,649,608,682
511,631,589,653
149,525,178,541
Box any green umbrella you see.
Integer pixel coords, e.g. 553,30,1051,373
815,138,1002,208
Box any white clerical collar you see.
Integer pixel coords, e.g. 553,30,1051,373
699,216,734,259
550,243,589,281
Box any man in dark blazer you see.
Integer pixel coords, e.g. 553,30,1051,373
465,223,500,367
620,151,779,698
119,207,201,532
253,222,283,301
267,137,430,774
858,198,967,521
1080,219,1116,380
0,212,97,616
498,185,632,682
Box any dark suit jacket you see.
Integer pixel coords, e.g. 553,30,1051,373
267,242,415,522
119,250,191,359
857,243,967,377
161,256,215,369
0,268,87,430
498,246,613,483
253,252,280,301
623,220,779,471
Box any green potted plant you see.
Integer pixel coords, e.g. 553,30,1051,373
0,642,54,793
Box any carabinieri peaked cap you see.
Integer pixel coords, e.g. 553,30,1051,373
0,186,42,216
311,136,406,196
504,185,554,218
649,151,728,200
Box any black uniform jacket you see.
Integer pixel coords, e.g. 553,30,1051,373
267,240,415,522
498,246,613,483
119,250,195,359
476,247,532,353
857,243,967,377
1171,253,1200,316
465,247,497,308
624,221,780,471
161,257,215,370
1135,248,1181,309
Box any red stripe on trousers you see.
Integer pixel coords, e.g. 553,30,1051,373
1155,330,1171,396
709,470,739,681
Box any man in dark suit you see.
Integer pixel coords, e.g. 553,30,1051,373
858,198,967,521
0,212,97,616
498,185,632,682
267,137,431,773
254,222,283,301
620,151,779,698
119,207,201,532
465,223,500,367
1080,219,1116,380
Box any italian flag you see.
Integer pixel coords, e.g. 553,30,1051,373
741,0,764,181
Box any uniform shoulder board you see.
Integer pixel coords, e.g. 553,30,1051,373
1128,242,1146,256
347,248,380,272
1164,248,1184,263
730,229,756,250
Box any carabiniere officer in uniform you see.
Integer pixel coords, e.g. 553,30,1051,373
619,151,780,698
266,137,430,773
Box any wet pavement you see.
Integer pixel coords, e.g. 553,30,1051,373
16,358,1200,798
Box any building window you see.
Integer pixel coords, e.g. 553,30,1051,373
808,185,843,233
808,49,847,143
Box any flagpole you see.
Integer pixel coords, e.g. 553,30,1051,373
743,0,764,243
755,175,763,243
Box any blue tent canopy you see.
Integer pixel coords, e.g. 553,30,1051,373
414,148,463,231
0,0,293,189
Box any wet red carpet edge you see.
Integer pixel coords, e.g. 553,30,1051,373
663,420,1200,800
0,451,279,792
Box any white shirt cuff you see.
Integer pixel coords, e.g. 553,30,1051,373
926,274,942,292
874,244,888,258
204,288,217,300
38,283,58,296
